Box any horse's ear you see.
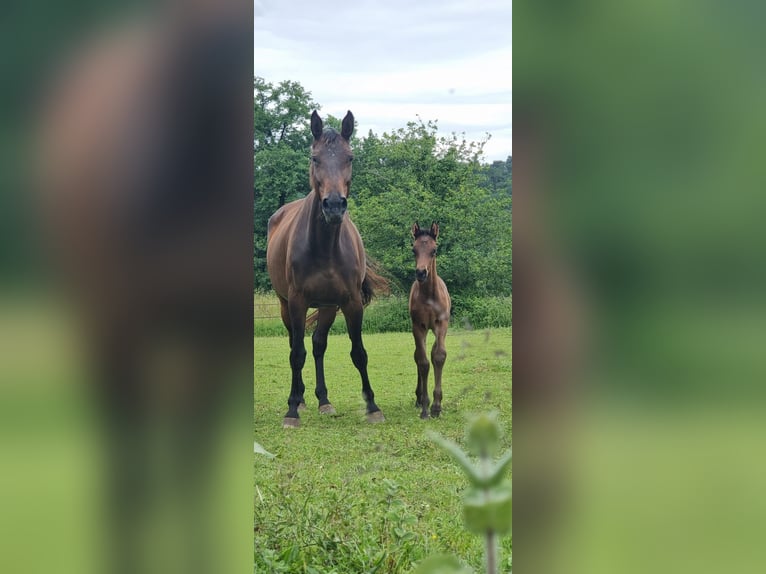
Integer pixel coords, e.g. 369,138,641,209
341,110,354,141
411,222,420,239
311,110,323,140
430,221,439,240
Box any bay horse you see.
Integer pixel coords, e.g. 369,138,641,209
266,110,387,428
409,221,451,419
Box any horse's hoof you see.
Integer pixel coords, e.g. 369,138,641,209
430,408,441,418
366,411,385,423
282,417,300,429
297,402,307,412
420,411,430,420
318,403,337,415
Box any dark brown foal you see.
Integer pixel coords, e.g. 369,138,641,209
409,221,451,419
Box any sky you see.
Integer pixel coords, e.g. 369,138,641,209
254,0,512,162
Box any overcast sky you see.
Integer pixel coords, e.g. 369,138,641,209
254,0,512,162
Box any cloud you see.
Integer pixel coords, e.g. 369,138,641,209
254,0,512,160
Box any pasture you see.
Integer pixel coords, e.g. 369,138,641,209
254,327,512,573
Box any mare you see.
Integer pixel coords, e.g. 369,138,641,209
409,222,451,419
266,110,387,428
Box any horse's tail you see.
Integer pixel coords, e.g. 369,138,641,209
305,309,322,329
305,256,390,329
362,256,390,306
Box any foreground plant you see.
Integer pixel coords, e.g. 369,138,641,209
415,413,512,574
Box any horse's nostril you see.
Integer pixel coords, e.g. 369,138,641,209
322,198,329,208
341,197,347,209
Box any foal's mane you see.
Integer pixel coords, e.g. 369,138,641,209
413,229,436,239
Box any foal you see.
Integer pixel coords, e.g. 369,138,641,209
409,222,451,419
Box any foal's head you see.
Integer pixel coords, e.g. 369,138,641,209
310,110,355,225
411,221,439,283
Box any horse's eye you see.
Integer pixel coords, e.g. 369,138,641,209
311,156,319,164
348,156,354,163
431,250,436,256
412,248,417,254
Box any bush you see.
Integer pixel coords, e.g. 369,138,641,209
451,296,512,330
254,293,512,337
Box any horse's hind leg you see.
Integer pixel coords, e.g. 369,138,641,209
430,324,448,418
312,307,337,415
342,301,384,423
279,297,305,410
413,326,430,419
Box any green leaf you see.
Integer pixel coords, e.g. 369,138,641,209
462,481,512,536
254,441,275,459
411,554,474,574
426,431,483,485
465,412,502,457
487,448,512,486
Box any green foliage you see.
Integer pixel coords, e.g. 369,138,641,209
412,554,473,574
253,78,512,304
425,414,512,574
254,477,428,573
253,77,320,290
253,293,512,337
451,296,513,330
349,120,512,300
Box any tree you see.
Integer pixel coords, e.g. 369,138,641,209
253,77,320,289
349,120,512,301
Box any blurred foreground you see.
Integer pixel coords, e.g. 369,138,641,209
1,1,252,573
514,2,766,573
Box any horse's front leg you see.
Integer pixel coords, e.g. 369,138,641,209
283,295,308,428
412,326,430,418
279,297,305,410
342,299,384,423
430,323,448,418
312,307,338,415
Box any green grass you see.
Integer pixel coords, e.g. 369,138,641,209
254,328,512,573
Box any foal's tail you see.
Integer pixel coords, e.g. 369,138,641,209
305,256,390,329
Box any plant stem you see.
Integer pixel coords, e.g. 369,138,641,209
486,529,498,574
481,451,499,574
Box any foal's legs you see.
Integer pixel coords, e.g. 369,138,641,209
342,300,384,422
412,325,430,419
430,322,448,417
283,295,308,427
312,307,337,415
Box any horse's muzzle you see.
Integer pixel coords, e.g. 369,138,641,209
416,269,428,282
321,195,347,224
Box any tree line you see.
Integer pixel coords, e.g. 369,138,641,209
254,77,511,309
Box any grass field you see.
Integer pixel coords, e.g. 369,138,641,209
254,328,512,573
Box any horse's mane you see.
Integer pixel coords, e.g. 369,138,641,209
321,128,341,144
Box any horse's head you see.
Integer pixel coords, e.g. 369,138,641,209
411,221,439,283
310,110,355,225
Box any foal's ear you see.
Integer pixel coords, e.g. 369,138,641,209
430,221,439,240
311,110,323,140
411,221,421,239
341,110,355,141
